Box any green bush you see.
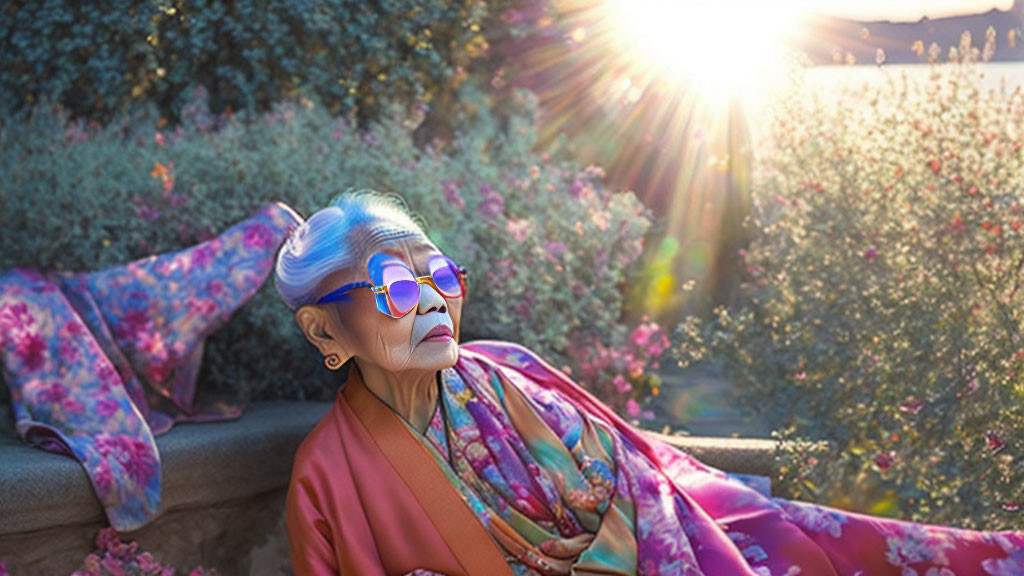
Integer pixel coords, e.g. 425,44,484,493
675,39,1024,529
1,0,504,123
0,84,654,411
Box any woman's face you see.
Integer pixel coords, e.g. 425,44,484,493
310,236,463,374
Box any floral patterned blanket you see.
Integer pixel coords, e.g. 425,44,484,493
0,203,298,530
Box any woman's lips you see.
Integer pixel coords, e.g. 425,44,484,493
421,324,453,343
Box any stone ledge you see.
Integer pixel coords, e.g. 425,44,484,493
0,401,775,535
0,401,333,536
650,433,777,477
0,400,777,574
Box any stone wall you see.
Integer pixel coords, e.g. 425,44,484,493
0,402,775,576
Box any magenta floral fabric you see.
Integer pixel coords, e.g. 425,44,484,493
428,340,1024,575
0,203,298,531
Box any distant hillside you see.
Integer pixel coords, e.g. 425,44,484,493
792,1,1024,64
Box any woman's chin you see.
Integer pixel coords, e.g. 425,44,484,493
412,338,459,369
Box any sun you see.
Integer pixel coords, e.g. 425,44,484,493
601,0,802,103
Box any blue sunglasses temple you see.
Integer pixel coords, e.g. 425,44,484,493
316,281,373,305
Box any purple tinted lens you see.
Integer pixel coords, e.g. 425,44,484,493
387,279,419,316
431,259,462,298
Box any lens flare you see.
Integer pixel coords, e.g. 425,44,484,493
602,0,801,103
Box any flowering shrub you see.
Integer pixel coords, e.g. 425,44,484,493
0,83,657,412
72,527,215,576
675,34,1024,529
568,317,670,419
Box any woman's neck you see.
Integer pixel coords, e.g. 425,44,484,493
353,360,438,434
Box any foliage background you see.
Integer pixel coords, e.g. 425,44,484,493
1,0,508,125
0,83,655,412
675,37,1024,529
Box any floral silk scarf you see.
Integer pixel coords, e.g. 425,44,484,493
418,341,1024,576
0,203,298,530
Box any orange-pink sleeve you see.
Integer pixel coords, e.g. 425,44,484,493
286,472,340,576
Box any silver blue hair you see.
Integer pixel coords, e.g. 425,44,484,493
274,190,428,310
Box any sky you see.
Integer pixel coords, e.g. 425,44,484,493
807,0,1015,21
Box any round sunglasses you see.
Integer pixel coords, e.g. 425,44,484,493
316,252,467,318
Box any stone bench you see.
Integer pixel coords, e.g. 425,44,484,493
0,402,776,576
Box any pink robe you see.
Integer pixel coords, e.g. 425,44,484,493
286,341,1024,576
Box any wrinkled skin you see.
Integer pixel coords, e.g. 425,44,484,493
295,236,464,433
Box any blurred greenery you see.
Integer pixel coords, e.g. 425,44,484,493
676,35,1024,529
0,83,654,410
0,0,508,126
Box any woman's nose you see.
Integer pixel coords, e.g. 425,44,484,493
417,282,447,315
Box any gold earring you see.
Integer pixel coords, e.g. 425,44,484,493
324,353,343,371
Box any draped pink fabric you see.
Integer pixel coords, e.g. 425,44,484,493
287,340,1024,576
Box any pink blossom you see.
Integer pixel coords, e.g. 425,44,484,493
15,332,47,371
207,279,226,297
63,397,85,414
625,398,641,417
442,180,465,210
544,241,567,261
139,331,169,363
986,431,1006,453
115,309,152,342
190,244,217,269
505,219,531,242
874,450,896,471
242,223,274,249
58,340,81,364
613,375,632,394
38,382,68,404
188,296,218,316
94,528,119,554
477,185,504,218
96,398,121,418
100,554,126,576
97,434,157,485
136,552,160,573
94,359,120,389
64,319,86,336
145,362,173,384
863,247,878,261
92,463,114,493
81,553,103,576
0,301,35,333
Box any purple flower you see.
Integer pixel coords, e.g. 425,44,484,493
92,463,114,494
443,180,466,210
0,301,35,333
58,340,80,364
207,279,226,297
114,309,152,342
864,247,878,261
63,397,85,414
477,185,504,218
191,244,217,269
100,555,126,576
96,398,121,418
544,241,567,261
14,332,46,371
97,434,157,485
242,223,274,249
505,219,531,242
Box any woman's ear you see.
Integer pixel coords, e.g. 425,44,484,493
295,305,352,362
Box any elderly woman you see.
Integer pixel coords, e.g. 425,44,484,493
276,192,1023,576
